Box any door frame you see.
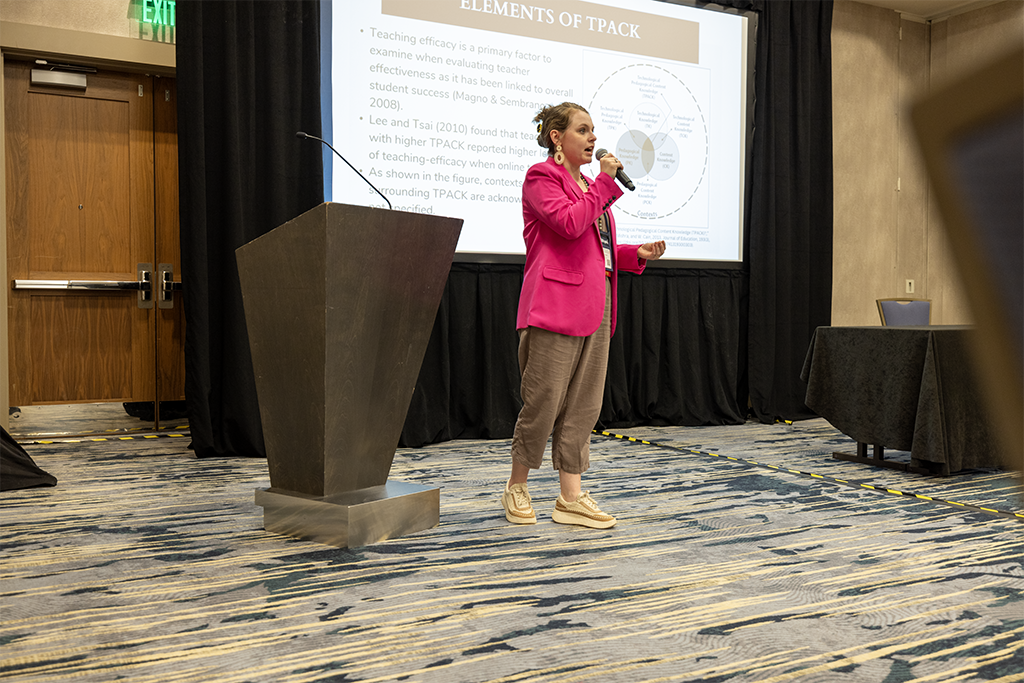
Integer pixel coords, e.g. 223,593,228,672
0,22,175,430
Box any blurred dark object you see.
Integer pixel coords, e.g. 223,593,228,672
1,426,56,491
122,401,190,422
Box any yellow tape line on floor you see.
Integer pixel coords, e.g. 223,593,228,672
595,429,1024,522
23,431,190,445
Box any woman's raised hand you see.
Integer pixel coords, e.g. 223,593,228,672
599,152,622,179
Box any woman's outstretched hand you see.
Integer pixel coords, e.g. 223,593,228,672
638,241,667,260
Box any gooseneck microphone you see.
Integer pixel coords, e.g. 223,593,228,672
296,131,392,210
595,148,635,191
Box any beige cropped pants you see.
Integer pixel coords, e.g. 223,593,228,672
510,280,612,475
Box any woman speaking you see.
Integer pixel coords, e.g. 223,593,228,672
502,102,666,529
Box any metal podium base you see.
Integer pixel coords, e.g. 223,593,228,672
255,481,439,548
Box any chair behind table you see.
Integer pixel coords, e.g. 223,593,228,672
877,298,932,326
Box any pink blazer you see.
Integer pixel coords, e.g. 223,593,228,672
517,156,646,337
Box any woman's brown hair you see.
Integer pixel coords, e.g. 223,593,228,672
534,102,589,156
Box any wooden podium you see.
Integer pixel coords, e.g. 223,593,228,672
236,203,463,547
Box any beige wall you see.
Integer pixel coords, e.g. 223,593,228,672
832,0,1024,326
1,0,130,35
931,0,1024,82
0,0,174,41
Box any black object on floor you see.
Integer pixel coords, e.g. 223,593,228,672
1,426,56,491
122,401,189,422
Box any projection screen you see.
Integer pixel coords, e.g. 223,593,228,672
325,0,754,264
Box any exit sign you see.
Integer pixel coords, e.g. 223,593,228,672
141,0,176,28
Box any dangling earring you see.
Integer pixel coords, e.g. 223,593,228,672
554,143,565,165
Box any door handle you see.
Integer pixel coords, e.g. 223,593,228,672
13,263,155,308
157,263,183,309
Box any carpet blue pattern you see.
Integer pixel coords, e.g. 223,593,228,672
2,419,1022,682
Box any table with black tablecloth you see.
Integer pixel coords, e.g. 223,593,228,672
801,325,998,475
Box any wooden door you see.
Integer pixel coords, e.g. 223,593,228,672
154,77,186,413
5,60,184,420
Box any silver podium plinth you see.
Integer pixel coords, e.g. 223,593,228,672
237,202,463,548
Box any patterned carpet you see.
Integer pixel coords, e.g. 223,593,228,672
2,419,1022,682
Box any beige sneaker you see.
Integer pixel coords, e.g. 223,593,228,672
552,491,617,529
502,482,537,524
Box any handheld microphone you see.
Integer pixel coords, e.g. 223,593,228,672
296,131,392,210
595,148,635,191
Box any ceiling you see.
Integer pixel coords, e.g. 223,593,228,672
854,0,1000,20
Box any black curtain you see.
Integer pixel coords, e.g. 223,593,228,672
400,265,748,447
603,269,748,428
724,0,835,422
401,264,524,447
177,0,324,457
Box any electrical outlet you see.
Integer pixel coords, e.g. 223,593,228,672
906,279,915,294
